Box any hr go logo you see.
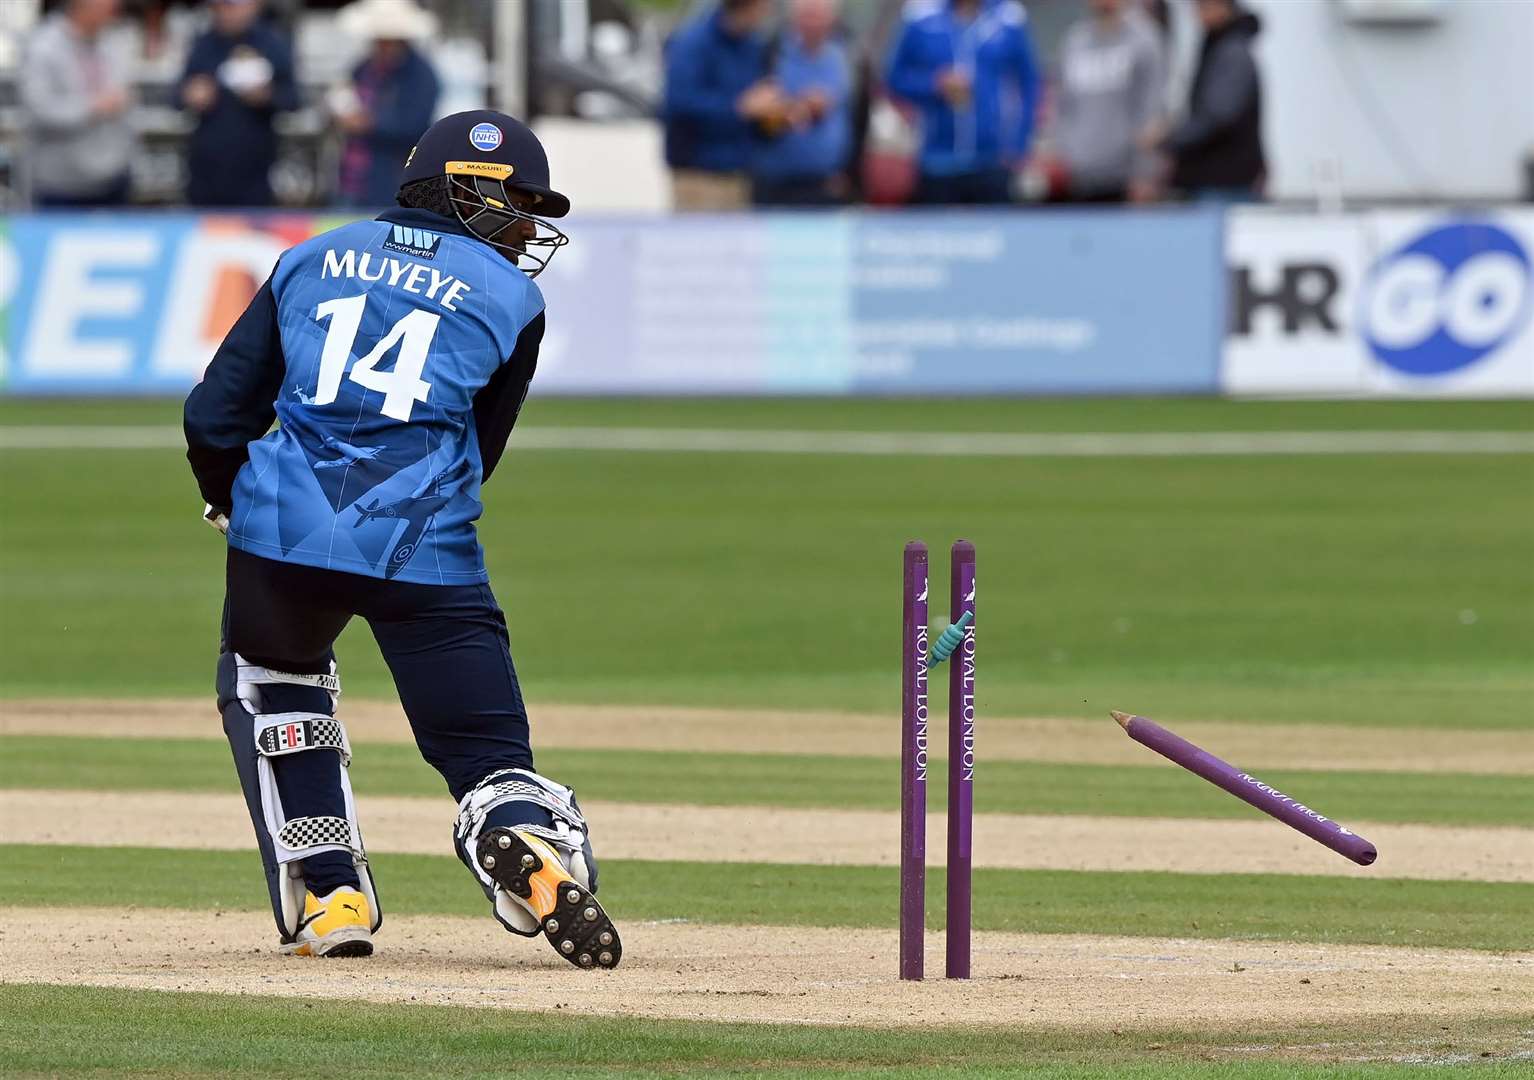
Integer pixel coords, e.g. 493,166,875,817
1360,222,1532,376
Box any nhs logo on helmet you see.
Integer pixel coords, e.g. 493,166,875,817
1360,221,1532,376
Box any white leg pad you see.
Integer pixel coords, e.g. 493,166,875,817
454,768,594,936
235,654,382,936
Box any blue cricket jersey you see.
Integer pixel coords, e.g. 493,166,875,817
185,208,545,585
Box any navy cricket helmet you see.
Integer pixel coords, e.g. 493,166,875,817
400,110,570,276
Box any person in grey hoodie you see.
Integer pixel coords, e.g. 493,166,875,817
20,0,137,207
1051,0,1165,203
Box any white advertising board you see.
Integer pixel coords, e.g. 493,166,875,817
1224,209,1534,398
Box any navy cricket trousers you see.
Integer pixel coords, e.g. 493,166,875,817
222,547,535,893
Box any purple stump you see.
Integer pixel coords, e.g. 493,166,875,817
900,542,929,981
1112,711,1378,866
946,540,975,979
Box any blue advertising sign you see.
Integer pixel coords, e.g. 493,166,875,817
848,209,1224,393
531,209,1224,394
0,208,1226,396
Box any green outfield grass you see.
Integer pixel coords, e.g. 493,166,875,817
5,735,1530,827
5,845,1529,950
2,400,1531,730
3,985,1530,1079
4,395,1534,431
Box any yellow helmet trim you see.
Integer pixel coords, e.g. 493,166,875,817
446,160,515,180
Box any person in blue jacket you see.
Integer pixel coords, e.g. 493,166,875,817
885,0,1040,205
663,0,780,210
183,111,621,969
333,0,441,207
179,0,300,207
750,0,854,207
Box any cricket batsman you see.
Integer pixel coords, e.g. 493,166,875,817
183,111,620,968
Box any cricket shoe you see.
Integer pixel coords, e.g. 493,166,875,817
475,827,621,970
282,886,374,958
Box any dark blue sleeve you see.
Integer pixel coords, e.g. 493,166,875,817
473,312,543,483
886,20,941,107
664,33,742,124
370,56,439,143
184,274,285,510
1165,40,1256,152
178,34,218,93
265,33,301,113
1010,22,1041,158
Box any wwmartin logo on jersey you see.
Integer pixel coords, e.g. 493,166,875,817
382,225,441,260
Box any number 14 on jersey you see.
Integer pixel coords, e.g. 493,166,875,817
313,295,439,421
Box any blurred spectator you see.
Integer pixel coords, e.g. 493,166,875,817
662,0,777,211
1152,0,1264,202
179,0,299,207
331,0,441,208
750,0,853,207
886,0,1040,206
20,0,136,207
139,0,183,72
1051,0,1165,204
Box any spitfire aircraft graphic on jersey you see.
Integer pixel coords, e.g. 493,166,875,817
353,473,454,578
312,434,385,470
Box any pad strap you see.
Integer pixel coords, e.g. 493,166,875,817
457,769,588,839
254,713,351,765
278,815,360,854
237,662,341,696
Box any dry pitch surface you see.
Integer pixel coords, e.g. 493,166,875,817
5,701,1531,1033
2,908,1528,1030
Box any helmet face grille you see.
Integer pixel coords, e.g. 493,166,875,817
447,174,569,278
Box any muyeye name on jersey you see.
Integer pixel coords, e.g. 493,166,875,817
322,249,472,311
